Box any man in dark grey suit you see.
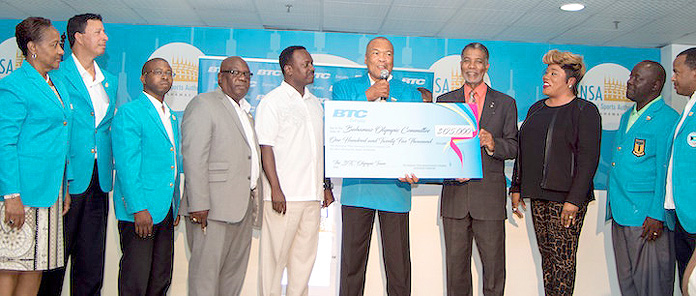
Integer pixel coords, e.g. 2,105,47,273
180,56,262,296
436,43,518,296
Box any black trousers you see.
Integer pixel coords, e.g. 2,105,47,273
339,205,411,296
442,215,505,296
39,161,109,296
118,207,174,296
675,215,696,285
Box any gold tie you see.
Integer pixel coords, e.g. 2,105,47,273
469,90,476,104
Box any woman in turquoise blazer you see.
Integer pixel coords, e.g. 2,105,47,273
0,17,72,294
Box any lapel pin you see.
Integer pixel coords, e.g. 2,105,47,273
646,116,651,121
105,82,109,88
689,112,694,117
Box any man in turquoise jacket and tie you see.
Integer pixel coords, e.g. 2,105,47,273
607,61,679,295
39,13,118,296
666,47,696,282
112,58,181,295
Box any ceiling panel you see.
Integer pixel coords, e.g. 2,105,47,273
549,27,620,45
495,25,571,42
386,5,457,21
447,9,526,26
391,0,461,8
597,0,692,19
325,0,392,5
380,19,445,36
579,15,651,31
120,0,194,10
323,17,381,34
95,9,148,25
461,0,542,11
255,0,321,14
136,8,204,26
324,2,389,18
260,13,321,30
605,31,687,47
513,10,590,28
196,9,261,28
0,2,27,19
7,0,77,20
438,23,510,40
185,0,256,11
675,33,696,45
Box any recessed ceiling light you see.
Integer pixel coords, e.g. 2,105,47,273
560,3,585,11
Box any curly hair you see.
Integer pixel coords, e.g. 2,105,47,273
543,49,586,95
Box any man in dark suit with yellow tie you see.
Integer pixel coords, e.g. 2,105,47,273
436,42,518,296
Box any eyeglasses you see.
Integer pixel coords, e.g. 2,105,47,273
145,69,176,78
220,69,253,78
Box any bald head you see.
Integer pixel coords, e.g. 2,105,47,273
220,56,245,71
364,37,394,81
218,56,251,102
626,60,666,109
638,60,666,94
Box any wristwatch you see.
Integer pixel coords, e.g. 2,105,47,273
323,179,333,190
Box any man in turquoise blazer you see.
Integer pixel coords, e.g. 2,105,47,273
667,47,696,280
39,14,118,296
607,61,679,295
112,58,181,295
332,37,420,296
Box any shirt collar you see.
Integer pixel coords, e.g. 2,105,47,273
280,80,312,100
225,93,252,114
463,82,488,97
144,91,171,115
72,53,104,86
631,95,662,116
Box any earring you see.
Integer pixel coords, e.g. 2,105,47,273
568,85,572,88
31,53,37,59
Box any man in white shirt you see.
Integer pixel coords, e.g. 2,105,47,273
255,46,334,296
39,13,118,296
665,47,696,282
180,56,262,296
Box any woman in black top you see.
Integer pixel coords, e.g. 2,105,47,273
510,49,601,296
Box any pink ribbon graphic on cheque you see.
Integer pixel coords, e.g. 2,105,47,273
439,103,479,167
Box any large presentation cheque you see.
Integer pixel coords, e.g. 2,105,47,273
324,101,483,179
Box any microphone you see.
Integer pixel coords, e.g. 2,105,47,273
379,69,389,80
378,69,389,101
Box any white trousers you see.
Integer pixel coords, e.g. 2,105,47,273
259,200,321,296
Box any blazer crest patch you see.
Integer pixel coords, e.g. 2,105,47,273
633,138,646,157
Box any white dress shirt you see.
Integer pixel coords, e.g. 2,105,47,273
74,54,109,159
73,54,109,127
145,92,177,179
226,95,260,190
665,92,696,209
255,81,324,202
